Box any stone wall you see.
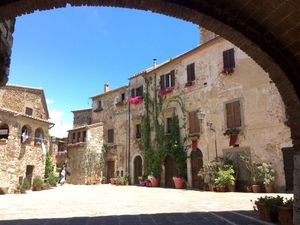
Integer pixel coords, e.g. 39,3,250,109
72,109,92,128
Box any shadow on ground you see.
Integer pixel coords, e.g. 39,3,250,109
0,210,271,225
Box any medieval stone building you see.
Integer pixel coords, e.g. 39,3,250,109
0,84,53,193
68,30,292,191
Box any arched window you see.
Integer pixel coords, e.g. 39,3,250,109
0,123,9,140
34,128,44,145
21,125,31,144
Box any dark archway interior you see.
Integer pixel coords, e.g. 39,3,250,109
0,0,299,223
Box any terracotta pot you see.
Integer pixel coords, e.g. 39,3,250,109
208,183,214,191
33,186,42,191
218,185,225,192
173,178,185,189
277,206,293,225
150,178,158,187
252,184,261,193
265,184,273,193
246,186,252,192
256,202,278,222
228,184,236,192
20,188,26,194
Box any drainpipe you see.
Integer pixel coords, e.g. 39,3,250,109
127,80,131,183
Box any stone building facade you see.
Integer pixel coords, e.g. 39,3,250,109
68,30,292,191
49,136,67,171
0,84,52,193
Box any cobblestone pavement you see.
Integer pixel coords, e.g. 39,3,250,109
0,184,293,225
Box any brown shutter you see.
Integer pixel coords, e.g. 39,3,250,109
223,48,235,70
131,89,135,97
171,70,175,87
108,129,114,143
187,65,191,82
160,75,165,90
226,103,235,128
223,50,230,69
187,64,195,82
233,101,241,127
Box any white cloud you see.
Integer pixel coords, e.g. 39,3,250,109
46,98,54,104
49,109,72,138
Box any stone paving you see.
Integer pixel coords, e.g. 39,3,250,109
0,184,293,225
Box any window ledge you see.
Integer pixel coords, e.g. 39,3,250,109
221,68,234,75
116,101,127,106
189,132,201,138
93,108,103,112
185,81,195,87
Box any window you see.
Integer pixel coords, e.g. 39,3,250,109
34,128,44,145
77,132,81,142
94,100,103,112
160,70,175,90
121,93,126,101
108,129,114,143
223,48,235,70
136,124,141,139
21,125,30,144
83,131,87,142
189,111,201,134
72,133,76,143
187,63,195,83
131,86,143,97
0,124,9,140
226,100,242,128
25,107,33,116
166,117,172,134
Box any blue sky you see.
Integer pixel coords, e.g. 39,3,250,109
9,6,199,137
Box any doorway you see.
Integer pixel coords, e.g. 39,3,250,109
25,165,34,187
106,161,115,182
134,155,143,185
164,155,177,188
191,149,203,189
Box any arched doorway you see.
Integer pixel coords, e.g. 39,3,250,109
191,149,203,189
133,155,142,185
164,155,177,188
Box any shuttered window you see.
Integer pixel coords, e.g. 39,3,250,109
136,124,141,139
226,101,242,128
160,70,175,90
25,107,33,116
108,129,114,143
131,86,143,97
187,63,195,82
166,118,172,134
189,111,200,134
223,48,235,70
77,132,81,142
83,131,87,142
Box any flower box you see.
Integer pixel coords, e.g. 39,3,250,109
128,96,143,104
185,81,194,87
159,87,174,96
221,68,234,75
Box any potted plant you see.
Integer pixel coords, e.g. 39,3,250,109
32,176,44,191
42,182,50,190
138,175,147,186
20,178,30,193
48,172,58,187
214,167,235,192
198,159,222,191
110,177,116,185
257,162,276,193
173,177,185,189
277,198,293,225
101,176,107,184
253,195,283,222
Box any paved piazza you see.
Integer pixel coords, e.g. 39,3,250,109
0,184,293,225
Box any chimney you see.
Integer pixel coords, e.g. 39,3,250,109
200,27,218,44
153,58,157,68
104,83,109,93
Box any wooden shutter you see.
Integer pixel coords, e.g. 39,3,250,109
131,89,135,97
187,63,195,82
232,101,241,127
108,129,114,143
25,107,33,116
160,75,165,90
170,70,175,87
223,48,235,70
189,111,200,133
226,101,241,128
166,74,170,88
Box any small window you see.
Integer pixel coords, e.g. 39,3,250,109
77,132,81,142
189,111,201,134
34,128,44,145
72,133,76,143
160,70,175,90
136,86,143,97
0,124,9,140
97,100,102,109
136,124,141,139
21,125,31,144
25,107,33,116
166,117,172,134
226,100,242,128
187,63,195,83
121,93,126,101
131,89,135,98
83,131,87,142
108,129,114,143
223,48,235,70
58,142,65,152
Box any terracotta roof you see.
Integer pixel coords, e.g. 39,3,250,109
68,122,103,132
2,84,50,119
0,107,54,125
129,36,222,80
90,85,128,99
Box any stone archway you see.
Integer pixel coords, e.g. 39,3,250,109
133,155,143,185
0,0,299,222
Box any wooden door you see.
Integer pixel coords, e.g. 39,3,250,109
25,165,34,187
164,155,177,188
106,161,115,181
282,147,294,192
191,150,203,189
134,156,143,184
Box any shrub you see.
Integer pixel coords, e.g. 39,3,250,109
253,195,284,212
20,178,30,190
48,172,58,186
